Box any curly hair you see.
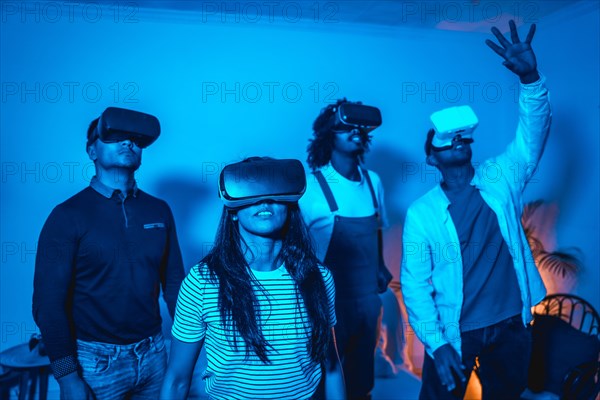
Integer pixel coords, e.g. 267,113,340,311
201,203,332,365
306,98,373,170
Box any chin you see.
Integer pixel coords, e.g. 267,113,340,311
121,162,141,171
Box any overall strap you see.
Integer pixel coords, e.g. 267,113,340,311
314,170,338,212
361,168,379,210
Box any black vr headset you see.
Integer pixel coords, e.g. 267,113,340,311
219,158,306,209
88,107,161,149
328,102,382,134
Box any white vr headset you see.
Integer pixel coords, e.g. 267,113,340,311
430,105,478,148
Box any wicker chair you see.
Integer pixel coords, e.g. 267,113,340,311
528,294,600,400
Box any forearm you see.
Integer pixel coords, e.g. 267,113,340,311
160,338,203,400
162,228,185,318
401,214,448,354
33,215,78,378
33,299,78,377
159,374,191,400
324,367,346,400
325,328,346,399
163,271,184,319
512,74,551,169
401,279,448,354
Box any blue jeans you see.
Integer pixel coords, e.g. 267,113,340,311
77,333,167,400
420,315,532,400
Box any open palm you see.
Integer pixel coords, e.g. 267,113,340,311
486,20,538,79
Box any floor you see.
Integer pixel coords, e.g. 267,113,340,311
372,367,422,400
39,368,422,399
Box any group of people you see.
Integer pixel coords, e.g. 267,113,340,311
32,21,551,399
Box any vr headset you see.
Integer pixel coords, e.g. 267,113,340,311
89,107,161,148
430,105,478,148
328,103,382,134
219,158,306,208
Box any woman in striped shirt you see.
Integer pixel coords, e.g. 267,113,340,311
160,158,339,399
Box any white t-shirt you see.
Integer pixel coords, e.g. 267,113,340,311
299,163,388,261
172,263,336,400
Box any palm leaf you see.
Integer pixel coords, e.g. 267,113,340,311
521,199,544,239
526,235,547,259
521,200,548,259
537,249,582,279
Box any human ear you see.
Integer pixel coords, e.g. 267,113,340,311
87,144,97,161
426,154,438,166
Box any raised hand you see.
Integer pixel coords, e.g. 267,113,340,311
486,20,540,83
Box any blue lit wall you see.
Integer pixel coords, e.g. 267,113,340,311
1,0,598,362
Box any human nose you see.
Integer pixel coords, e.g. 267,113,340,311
120,138,133,147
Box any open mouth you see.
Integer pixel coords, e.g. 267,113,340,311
350,134,362,144
255,210,273,217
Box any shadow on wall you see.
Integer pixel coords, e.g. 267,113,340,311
547,107,588,209
152,175,215,341
521,200,582,295
366,146,413,224
152,175,218,269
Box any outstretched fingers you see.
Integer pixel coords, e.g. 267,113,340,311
491,26,511,48
525,23,537,44
485,39,506,58
509,20,520,43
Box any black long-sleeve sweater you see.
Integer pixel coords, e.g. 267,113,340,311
32,179,184,378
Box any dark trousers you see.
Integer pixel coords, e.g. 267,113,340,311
333,294,382,400
420,315,531,400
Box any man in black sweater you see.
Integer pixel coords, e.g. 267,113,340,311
33,108,185,399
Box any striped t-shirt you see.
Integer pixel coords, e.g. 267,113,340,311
172,263,337,400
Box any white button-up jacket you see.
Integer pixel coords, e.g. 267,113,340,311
401,76,551,357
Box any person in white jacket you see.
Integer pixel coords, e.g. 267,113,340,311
401,20,550,399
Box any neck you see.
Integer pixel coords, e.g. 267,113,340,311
440,164,475,192
239,230,282,272
330,151,361,181
95,167,136,194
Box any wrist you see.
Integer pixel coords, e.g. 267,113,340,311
57,371,81,385
51,354,79,380
520,70,540,84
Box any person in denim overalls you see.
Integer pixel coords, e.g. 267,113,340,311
300,99,392,399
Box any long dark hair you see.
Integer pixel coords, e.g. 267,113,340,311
307,98,372,170
201,204,331,364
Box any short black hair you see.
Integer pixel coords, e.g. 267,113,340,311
306,98,372,170
86,117,100,151
424,128,436,157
